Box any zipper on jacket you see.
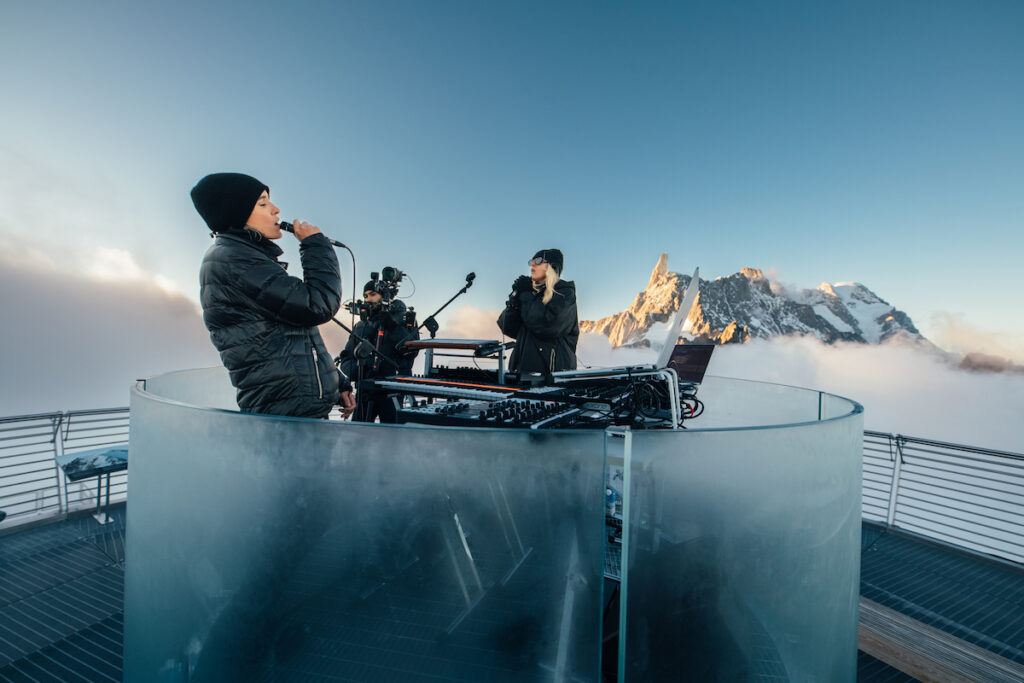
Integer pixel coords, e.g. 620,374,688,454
312,346,324,399
550,348,556,372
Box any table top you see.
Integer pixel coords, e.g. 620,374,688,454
55,446,128,481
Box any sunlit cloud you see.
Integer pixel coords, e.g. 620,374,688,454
928,311,1024,365
86,247,148,281
0,147,184,296
0,245,219,415
436,305,504,340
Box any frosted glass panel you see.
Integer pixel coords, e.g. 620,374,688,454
695,377,824,428
127,367,864,682
821,392,854,420
142,366,238,411
125,369,606,682
622,412,864,681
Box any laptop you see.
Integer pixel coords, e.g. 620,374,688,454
654,267,702,368
666,343,715,384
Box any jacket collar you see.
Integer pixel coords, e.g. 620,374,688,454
217,230,284,260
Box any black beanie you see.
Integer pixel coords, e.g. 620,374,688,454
363,280,378,295
190,173,269,233
533,249,564,275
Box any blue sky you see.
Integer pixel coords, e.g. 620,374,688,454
2,1,1022,359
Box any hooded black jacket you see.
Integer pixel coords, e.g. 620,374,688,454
497,279,579,376
200,230,347,418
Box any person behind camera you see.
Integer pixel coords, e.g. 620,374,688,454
191,172,355,419
497,249,579,378
338,279,419,422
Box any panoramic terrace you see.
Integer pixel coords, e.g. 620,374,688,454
1,372,1022,682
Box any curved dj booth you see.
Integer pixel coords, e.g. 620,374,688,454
125,367,863,682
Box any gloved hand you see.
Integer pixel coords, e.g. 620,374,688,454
513,275,533,293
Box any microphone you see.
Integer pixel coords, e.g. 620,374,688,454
466,272,476,285
279,221,347,249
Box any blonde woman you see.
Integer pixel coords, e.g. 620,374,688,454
497,249,579,378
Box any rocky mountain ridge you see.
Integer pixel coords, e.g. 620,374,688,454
580,254,929,349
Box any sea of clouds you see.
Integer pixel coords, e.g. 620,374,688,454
1,251,1020,455
442,308,1024,454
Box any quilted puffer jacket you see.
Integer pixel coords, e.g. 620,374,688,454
200,230,347,418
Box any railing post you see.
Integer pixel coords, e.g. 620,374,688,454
885,434,905,526
50,412,65,515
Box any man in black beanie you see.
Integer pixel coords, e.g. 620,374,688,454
337,277,420,422
192,172,355,418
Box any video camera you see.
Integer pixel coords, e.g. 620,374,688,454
345,266,411,321
369,266,404,301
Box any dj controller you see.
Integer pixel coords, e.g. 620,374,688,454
355,335,710,431
397,396,584,429
366,369,694,430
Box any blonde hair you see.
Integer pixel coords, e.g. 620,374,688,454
542,265,560,304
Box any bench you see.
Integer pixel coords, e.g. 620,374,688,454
859,596,1024,683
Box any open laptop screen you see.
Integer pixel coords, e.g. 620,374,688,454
667,344,716,384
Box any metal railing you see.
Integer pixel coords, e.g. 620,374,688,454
1,409,1022,568
0,408,129,528
863,430,1024,565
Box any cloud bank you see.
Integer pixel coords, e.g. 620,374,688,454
3,262,1020,459
928,312,1024,366
441,306,1022,453
0,244,221,415
0,239,362,416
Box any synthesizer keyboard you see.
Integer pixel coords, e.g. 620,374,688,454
396,397,586,429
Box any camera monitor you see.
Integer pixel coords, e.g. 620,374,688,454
667,343,716,384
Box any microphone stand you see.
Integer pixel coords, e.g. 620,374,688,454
419,273,475,339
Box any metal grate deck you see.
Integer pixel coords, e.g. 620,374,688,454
861,520,1024,667
0,505,125,682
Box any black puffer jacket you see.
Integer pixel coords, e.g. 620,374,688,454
497,279,579,376
200,230,347,418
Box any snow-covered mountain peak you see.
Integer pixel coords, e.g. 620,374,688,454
647,253,669,288
580,255,930,350
817,282,838,297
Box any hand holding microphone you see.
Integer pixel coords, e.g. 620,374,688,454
279,220,320,241
279,221,348,248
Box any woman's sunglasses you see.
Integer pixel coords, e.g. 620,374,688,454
528,257,547,266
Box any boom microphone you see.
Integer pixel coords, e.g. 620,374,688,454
279,221,347,249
